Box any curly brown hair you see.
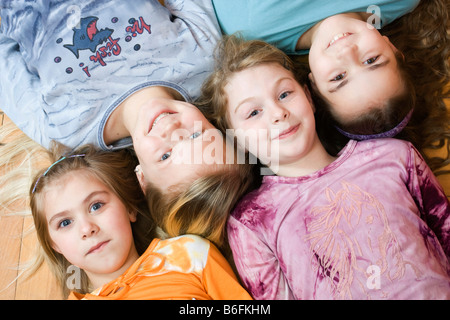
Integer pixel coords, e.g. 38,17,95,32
382,0,450,173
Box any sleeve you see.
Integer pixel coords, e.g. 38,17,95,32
227,216,294,300
163,0,221,44
201,242,253,300
0,34,50,148
407,143,450,259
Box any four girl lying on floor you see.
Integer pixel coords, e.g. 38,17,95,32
0,0,449,299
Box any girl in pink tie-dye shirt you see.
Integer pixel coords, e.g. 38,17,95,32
199,35,450,300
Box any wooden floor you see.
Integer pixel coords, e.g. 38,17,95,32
0,112,63,300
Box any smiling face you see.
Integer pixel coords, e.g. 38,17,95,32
44,170,138,287
308,14,405,122
224,63,325,174
131,98,228,192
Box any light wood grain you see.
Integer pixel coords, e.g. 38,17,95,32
0,113,62,300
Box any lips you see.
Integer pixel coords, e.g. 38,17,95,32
327,32,352,48
274,124,300,140
148,111,174,135
86,240,110,255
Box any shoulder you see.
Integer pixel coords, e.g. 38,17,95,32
230,179,285,232
353,138,415,156
154,235,211,271
232,182,272,212
350,139,421,172
156,234,211,252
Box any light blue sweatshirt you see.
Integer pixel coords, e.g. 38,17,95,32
0,0,221,150
212,0,419,55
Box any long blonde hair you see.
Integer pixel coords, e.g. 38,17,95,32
29,143,155,298
146,159,259,251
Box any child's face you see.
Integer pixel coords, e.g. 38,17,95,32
308,14,404,122
132,98,228,191
44,171,138,285
224,63,317,169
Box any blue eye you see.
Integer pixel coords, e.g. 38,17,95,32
248,110,260,118
59,219,72,228
190,131,202,139
90,202,103,212
161,151,171,161
279,91,290,100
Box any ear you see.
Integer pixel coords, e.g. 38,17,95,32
51,242,62,254
128,210,138,223
382,35,404,60
134,165,147,194
308,72,315,84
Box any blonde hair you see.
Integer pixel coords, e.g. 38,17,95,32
198,34,308,135
146,160,259,250
29,143,155,298
0,121,48,217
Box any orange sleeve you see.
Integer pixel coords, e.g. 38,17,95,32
202,243,253,300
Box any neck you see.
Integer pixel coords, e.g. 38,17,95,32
296,12,372,50
103,86,184,145
271,136,336,177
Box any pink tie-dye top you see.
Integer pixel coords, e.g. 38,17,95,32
228,139,450,300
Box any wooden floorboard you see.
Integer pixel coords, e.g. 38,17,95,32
0,112,62,300
0,214,22,300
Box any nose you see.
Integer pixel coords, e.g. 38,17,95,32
270,103,289,124
335,43,358,62
160,119,182,138
80,217,99,239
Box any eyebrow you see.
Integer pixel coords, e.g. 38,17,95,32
329,59,391,93
233,76,293,113
48,190,109,225
234,97,254,114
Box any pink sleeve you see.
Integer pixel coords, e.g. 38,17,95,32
227,215,294,300
407,144,450,259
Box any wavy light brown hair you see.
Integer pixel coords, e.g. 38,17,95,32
29,143,155,298
145,159,259,251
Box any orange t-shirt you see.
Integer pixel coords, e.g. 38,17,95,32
69,235,252,300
